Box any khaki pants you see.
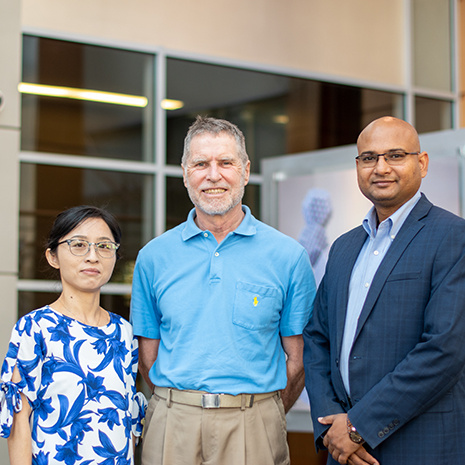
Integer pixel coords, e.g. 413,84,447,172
141,391,290,465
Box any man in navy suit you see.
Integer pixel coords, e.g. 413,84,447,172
303,116,465,465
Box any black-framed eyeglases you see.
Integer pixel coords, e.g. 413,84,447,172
355,151,420,167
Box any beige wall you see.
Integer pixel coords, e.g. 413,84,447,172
0,0,21,348
22,0,405,86
0,0,21,460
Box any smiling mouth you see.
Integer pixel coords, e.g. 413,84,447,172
203,188,226,194
373,179,395,185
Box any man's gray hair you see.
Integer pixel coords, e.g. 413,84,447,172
182,115,249,167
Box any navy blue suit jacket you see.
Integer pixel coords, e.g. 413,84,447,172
304,194,465,464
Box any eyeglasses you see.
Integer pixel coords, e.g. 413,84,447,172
355,150,420,167
57,239,120,258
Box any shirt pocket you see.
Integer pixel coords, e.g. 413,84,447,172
232,281,282,330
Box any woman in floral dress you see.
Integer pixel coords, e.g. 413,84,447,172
0,206,146,465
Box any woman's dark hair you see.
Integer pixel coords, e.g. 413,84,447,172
46,206,122,258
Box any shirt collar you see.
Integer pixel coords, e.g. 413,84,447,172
181,205,256,241
362,190,422,239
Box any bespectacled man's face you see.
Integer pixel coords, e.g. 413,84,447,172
356,121,428,220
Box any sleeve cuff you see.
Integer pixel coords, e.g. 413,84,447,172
0,381,24,438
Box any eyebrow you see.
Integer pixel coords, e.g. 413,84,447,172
189,155,237,164
69,234,114,241
189,157,208,164
360,148,406,155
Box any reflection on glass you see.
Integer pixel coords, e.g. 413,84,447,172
19,164,154,282
21,35,154,161
166,176,192,231
243,184,261,219
412,0,452,92
165,176,261,230
415,97,452,133
166,58,404,172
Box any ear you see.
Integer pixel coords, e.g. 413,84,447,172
243,160,251,186
182,164,188,188
418,151,429,179
45,248,60,270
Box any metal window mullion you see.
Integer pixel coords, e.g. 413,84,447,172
19,151,159,174
155,51,167,237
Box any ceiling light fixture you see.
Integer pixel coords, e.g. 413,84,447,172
161,99,184,110
18,82,148,108
273,115,289,124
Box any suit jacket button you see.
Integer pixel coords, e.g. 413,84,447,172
383,427,390,434
378,431,384,438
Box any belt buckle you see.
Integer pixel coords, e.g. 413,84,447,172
201,393,221,408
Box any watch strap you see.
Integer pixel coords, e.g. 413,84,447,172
347,418,365,444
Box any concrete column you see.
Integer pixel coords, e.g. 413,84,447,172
0,0,21,461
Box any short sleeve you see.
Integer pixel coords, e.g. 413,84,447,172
0,314,46,437
130,251,161,340
279,248,316,337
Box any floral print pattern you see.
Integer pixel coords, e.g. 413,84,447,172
0,306,146,464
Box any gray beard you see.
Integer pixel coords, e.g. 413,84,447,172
187,185,244,216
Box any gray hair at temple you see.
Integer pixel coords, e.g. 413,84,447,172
182,115,249,168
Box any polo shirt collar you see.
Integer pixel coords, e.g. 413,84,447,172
181,205,256,241
233,206,257,237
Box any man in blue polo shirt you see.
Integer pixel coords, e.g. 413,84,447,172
130,116,316,465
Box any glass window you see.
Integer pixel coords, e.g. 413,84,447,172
412,0,452,92
415,97,452,133
165,58,404,172
19,164,154,282
21,36,154,161
166,176,192,231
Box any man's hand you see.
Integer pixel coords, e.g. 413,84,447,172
319,414,379,465
347,447,380,465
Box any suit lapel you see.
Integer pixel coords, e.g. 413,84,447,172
335,226,369,357
353,195,432,342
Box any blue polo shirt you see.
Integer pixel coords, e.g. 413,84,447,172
130,206,315,394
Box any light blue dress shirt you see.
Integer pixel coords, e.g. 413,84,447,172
340,191,422,395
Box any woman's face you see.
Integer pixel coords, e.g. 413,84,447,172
46,218,117,295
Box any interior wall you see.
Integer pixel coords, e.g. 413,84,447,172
21,0,405,86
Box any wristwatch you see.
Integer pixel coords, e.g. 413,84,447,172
347,418,365,444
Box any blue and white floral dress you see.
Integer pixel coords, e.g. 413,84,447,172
0,305,147,465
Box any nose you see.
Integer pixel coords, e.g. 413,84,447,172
85,244,99,261
374,155,391,174
206,163,221,182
